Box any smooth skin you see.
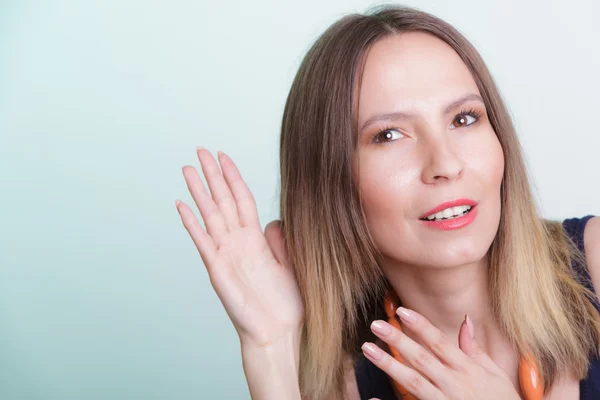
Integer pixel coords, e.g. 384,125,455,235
177,32,600,400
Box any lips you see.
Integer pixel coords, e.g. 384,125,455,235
419,198,478,220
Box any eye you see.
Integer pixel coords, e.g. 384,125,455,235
371,126,405,144
450,108,484,130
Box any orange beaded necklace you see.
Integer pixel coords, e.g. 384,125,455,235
383,289,544,400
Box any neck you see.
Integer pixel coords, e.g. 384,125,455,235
382,252,512,362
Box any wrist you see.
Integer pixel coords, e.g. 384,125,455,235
241,330,302,369
241,331,302,400
240,323,302,356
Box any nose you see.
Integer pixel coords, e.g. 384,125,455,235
420,136,464,184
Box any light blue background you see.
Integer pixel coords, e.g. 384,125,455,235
1,0,598,398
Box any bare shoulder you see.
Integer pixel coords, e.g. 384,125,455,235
342,354,361,400
584,216,600,290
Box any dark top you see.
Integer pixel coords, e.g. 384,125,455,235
354,215,599,400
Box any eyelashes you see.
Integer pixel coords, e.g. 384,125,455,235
370,108,485,145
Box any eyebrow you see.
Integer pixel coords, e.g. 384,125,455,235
358,93,484,133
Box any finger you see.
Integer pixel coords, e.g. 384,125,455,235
457,316,473,355
361,342,445,400
175,199,217,268
458,314,505,375
197,147,240,231
264,220,290,267
396,307,472,373
370,320,456,394
216,151,260,230
182,165,228,246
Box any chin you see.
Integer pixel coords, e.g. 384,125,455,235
420,208,500,268
411,237,493,269
426,246,489,269
381,238,491,270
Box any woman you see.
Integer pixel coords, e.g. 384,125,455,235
176,4,600,400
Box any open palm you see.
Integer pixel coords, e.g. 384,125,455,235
176,148,304,349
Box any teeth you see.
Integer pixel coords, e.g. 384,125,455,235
424,205,472,221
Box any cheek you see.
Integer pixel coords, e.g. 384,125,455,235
357,152,417,218
356,152,420,259
445,131,504,261
468,131,505,188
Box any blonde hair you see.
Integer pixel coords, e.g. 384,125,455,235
278,4,600,399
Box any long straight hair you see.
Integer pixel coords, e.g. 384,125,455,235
279,4,600,399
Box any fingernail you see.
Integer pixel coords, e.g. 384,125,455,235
370,320,391,335
196,146,204,152
175,199,181,208
396,307,417,324
361,342,382,360
465,314,475,339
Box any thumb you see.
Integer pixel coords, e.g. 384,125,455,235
458,314,504,374
264,220,290,267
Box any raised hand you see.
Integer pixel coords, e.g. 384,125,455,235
176,147,304,350
363,308,522,400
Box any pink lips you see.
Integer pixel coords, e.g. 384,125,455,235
418,198,478,231
419,198,478,219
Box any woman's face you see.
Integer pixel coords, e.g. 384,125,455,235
353,32,504,269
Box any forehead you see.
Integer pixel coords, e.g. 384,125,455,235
356,31,479,121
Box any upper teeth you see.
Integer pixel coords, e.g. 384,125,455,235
424,205,472,220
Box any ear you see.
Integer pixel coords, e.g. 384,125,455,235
264,220,290,267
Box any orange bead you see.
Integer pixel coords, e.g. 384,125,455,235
384,288,400,318
519,353,544,400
